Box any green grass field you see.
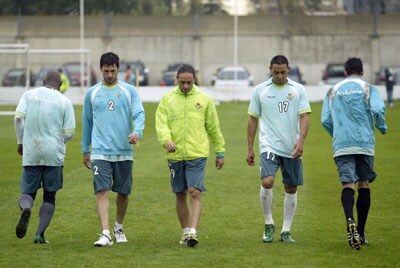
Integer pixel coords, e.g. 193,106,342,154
0,101,399,268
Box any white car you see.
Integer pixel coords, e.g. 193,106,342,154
213,66,254,88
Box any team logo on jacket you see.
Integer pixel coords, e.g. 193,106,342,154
195,103,202,110
286,93,294,101
116,92,121,97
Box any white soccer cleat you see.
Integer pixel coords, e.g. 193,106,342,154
114,228,128,243
94,233,113,246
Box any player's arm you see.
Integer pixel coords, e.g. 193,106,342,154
247,115,258,166
14,113,24,155
292,112,310,159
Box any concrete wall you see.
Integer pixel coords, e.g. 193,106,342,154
1,15,400,85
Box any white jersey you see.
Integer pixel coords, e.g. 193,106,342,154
15,86,76,166
248,78,311,158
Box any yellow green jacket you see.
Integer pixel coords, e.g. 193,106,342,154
60,73,70,94
155,86,225,160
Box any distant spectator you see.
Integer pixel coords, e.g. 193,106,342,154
58,68,70,94
125,65,136,85
384,68,395,107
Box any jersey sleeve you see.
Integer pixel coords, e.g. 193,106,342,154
130,87,145,140
298,86,312,114
63,98,76,135
81,90,93,154
248,87,261,118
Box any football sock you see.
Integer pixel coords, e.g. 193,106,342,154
18,194,34,210
341,187,355,220
114,222,123,230
102,229,111,236
282,192,297,233
183,227,190,235
189,228,196,234
260,186,274,225
356,188,370,236
36,202,55,236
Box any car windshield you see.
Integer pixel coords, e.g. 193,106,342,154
327,65,344,77
217,70,248,80
119,62,144,72
166,64,183,72
8,70,25,77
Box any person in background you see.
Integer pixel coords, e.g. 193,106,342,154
384,68,395,107
14,70,76,244
81,52,145,247
125,65,136,85
155,64,225,248
321,57,387,250
58,68,70,94
247,55,311,244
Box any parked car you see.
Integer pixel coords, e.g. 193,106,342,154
322,63,345,85
214,66,254,87
159,63,186,86
288,65,306,84
2,68,35,87
375,65,400,85
117,60,149,86
34,65,70,87
62,62,97,86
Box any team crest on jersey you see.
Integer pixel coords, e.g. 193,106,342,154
195,103,202,110
286,93,294,101
116,92,121,97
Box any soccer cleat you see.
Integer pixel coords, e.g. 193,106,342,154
186,233,198,248
94,233,113,246
34,234,49,244
347,218,361,250
359,235,368,246
263,224,275,243
279,231,296,242
179,233,190,245
16,208,31,238
113,228,128,243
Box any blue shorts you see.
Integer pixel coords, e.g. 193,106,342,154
20,166,63,194
91,160,133,195
334,154,376,184
259,152,304,186
168,158,207,193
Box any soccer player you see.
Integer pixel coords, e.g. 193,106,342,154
81,52,145,246
247,55,311,243
14,70,76,243
321,57,387,250
155,64,225,247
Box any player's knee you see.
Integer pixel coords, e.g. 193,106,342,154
43,191,56,205
261,177,274,189
188,187,201,199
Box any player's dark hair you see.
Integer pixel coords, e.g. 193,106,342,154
176,64,196,79
100,52,120,68
270,55,289,67
344,57,363,75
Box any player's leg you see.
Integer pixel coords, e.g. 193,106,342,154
34,191,56,244
16,166,40,239
185,158,207,247
335,155,361,250
355,155,376,245
279,157,303,242
92,160,113,246
112,161,133,243
259,152,279,242
169,160,190,244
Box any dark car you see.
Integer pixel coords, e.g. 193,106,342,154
62,62,97,86
159,63,198,86
34,65,70,87
288,65,306,84
322,63,345,85
2,68,35,87
117,60,150,86
375,65,400,85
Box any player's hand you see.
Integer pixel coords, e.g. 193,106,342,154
164,141,176,153
17,144,23,156
247,149,255,166
83,154,91,169
128,133,139,144
291,141,304,159
216,157,224,170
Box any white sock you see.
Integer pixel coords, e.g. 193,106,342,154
281,192,297,233
260,186,274,225
189,228,197,235
102,229,111,236
114,222,123,230
183,227,190,235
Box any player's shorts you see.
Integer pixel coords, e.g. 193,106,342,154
92,160,133,195
334,154,376,184
168,158,207,193
260,152,304,186
21,166,63,194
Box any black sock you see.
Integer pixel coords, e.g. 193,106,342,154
356,188,371,237
341,188,355,221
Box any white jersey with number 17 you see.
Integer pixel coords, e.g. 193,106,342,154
248,78,311,158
